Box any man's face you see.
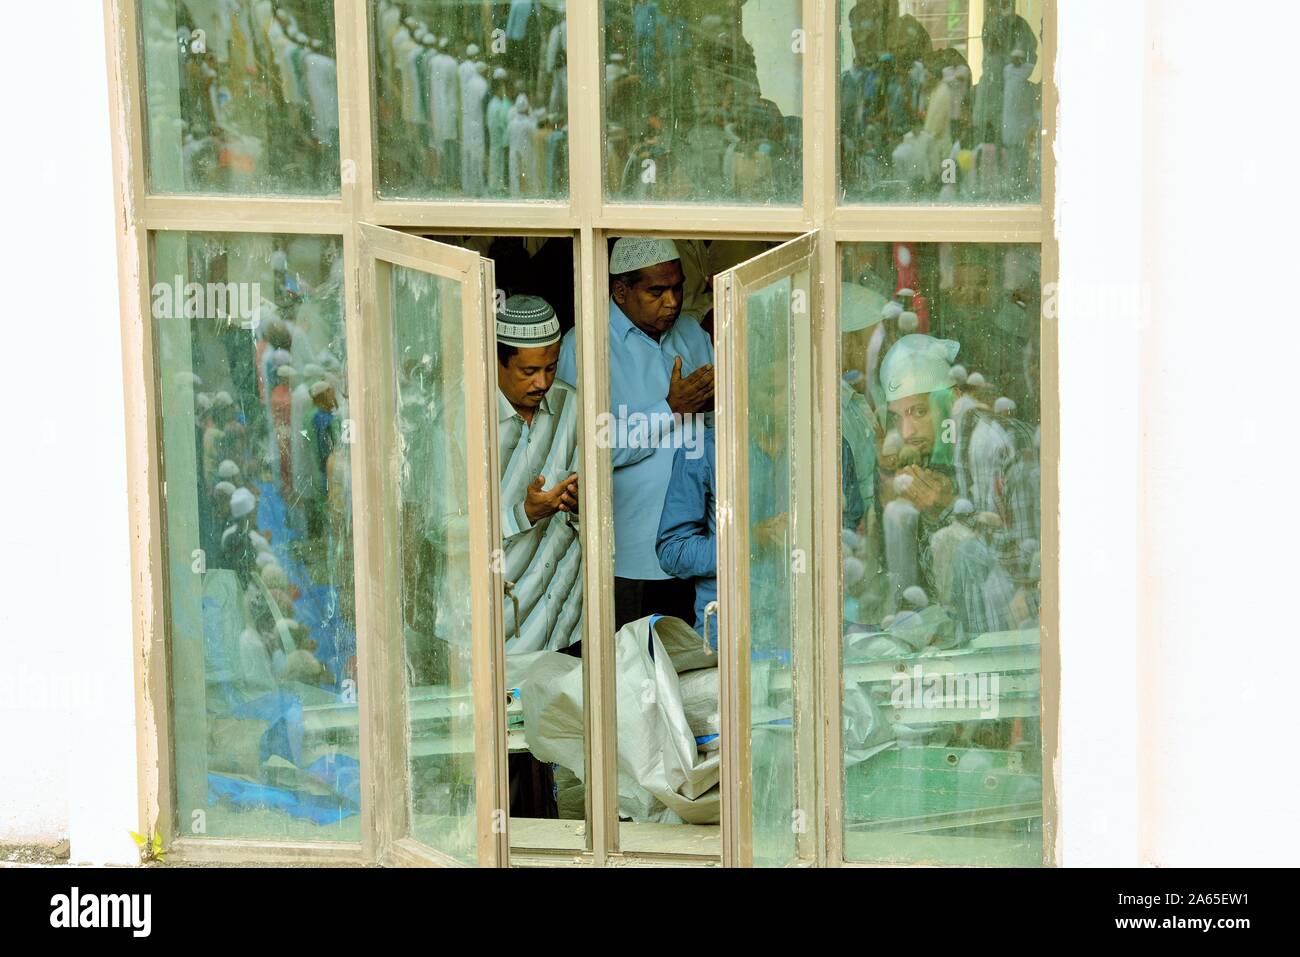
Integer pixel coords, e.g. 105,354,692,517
850,2,885,61
614,260,685,339
889,393,937,458
498,342,560,412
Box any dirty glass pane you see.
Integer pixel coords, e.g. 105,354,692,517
837,1,1043,204
153,230,357,841
745,271,800,866
372,0,570,199
603,0,803,204
838,241,1043,865
139,0,340,194
391,265,479,863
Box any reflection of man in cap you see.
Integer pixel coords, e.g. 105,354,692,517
557,237,714,629
495,295,583,655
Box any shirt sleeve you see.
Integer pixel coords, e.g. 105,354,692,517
656,446,717,579
501,499,534,541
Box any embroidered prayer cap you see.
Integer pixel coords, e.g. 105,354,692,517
497,295,561,348
881,334,960,403
609,237,681,275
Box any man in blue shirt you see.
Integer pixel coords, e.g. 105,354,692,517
557,237,714,629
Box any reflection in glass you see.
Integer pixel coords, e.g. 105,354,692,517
153,231,357,840
745,272,799,866
372,0,569,199
838,1,1042,204
838,241,1042,865
139,0,340,195
603,0,803,204
391,265,479,862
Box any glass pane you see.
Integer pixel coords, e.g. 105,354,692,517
372,1,569,199
391,264,480,862
838,241,1043,865
603,0,803,204
153,230,358,841
745,270,802,866
837,1,1043,204
139,0,340,194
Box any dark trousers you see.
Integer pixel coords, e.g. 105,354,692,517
613,576,697,632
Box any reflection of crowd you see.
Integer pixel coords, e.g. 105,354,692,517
143,0,340,192
604,0,801,202
839,242,1041,649
840,0,1041,202
375,0,569,197
171,238,358,827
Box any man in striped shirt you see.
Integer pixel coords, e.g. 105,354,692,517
495,294,584,655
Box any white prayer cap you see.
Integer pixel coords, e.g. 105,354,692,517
966,371,986,388
214,480,236,498
609,52,624,63
493,67,508,80
497,295,560,348
217,459,240,480
949,364,968,385
1011,48,1026,59
303,363,325,379
898,311,919,334
310,380,332,398
271,348,292,367
881,301,903,322
213,391,233,407
994,396,1017,415
255,551,277,568
466,43,479,57
841,282,888,334
610,237,680,275
277,365,299,381
952,498,975,517
230,487,256,518
175,371,203,388
902,586,929,609
881,334,960,402
897,287,916,299
196,393,213,412
438,35,449,49
843,556,865,585
514,93,530,110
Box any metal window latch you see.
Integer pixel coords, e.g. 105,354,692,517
703,600,720,653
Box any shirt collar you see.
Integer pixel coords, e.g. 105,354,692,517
610,299,663,345
497,385,557,424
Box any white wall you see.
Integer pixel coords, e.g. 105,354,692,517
1,1,1296,867
0,6,139,864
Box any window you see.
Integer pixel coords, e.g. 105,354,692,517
108,0,1056,867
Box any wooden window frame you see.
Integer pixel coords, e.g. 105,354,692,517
103,0,1059,867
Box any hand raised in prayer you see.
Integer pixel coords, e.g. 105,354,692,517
899,466,955,516
524,473,580,524
667,356,715,415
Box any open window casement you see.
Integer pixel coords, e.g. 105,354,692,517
714,231,820,868
355,225,510,867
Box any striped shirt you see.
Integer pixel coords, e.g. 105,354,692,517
498,378,583,653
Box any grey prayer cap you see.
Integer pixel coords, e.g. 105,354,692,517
497,295,561,348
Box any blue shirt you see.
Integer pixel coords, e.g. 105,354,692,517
655,429,864,644
557,300,715,580
656,430,717,639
